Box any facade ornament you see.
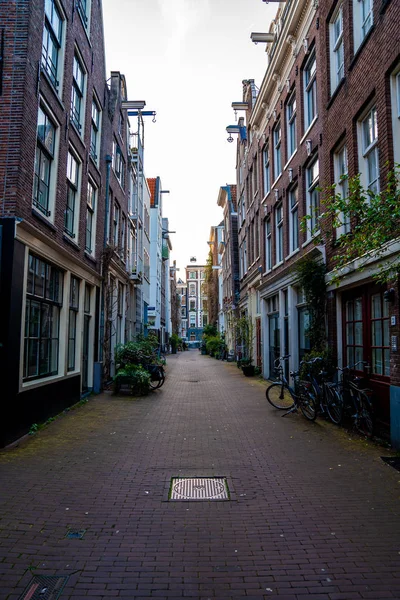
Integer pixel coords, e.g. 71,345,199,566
305,139,312,156
286,34,297,57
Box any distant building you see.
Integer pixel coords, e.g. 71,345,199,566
186,261,207,341
177,279,188,340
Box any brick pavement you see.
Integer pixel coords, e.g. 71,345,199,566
1,351,400,600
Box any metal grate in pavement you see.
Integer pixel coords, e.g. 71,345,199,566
170,477,229,500
65,528,86,539
19,575,69,600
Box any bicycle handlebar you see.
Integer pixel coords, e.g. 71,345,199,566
337,360,369,372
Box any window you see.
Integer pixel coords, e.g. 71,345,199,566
255,211,260,259
263,144,270,196
85,181,96,254
24,254,63,381
65,150,80,238
371,293,390,376
304,51,317,129
121,215,126,259
286,91,297,158
390,70,400,165
297,289,311,361
330,7,344,92
34,106,56,217
360,107,379,192
334,146,350,236
273,123,282,181
252,155,259,198
70,54,85,132
113,204,120,247
353,0,373,51
90,97,101,162
76,0,90,28
306,158,320,236
189,271,197,279
265,218,272,272
189,299,196,311
275,204,283,264
116,282,124,345
344,297,364,367
203,315,208,327
189,283,196,296
42,0,63,88
68,276,80,371
288,187,299,253
113,141,125,187
190,314,196,327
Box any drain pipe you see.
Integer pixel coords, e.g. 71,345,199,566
99,154,112,365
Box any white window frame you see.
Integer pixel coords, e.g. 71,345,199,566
334,145,350,237
306,157,320,238
65,148,81,240
42,0,65,93
263,144,271,196
252,155,259,199
76,0,92,31
330,6,344,93
353,0,373,52
390,69,400,166
286,91,297,159
90,94,101,164
358,106,379,193
273,123,282,181
275,204,283,264
304,51,317,130
70,51,86,135
85,179,97,256
288,186,299,253
265,218,272,272
33,103,59,222
113,203,120,247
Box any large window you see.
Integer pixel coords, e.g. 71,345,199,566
34,106,56,217
71,53,85,132
42,0,63,89
113,204,120,247
265,218,272,272
273,122,282,181
113,141,125,187
344,296,364,367
24,254,63,381
353,0,373,52
85,181,96,254
275,204,283,264
306,158,320,237
360,107,379,192
90,97,101,163
286,91,297,158
76,0,90,28
371,293,389,376
68,276,80,372
252,156,259,199
304,51,317,130
263,144,270,196
65,150,80,238
334,145,350,236
288,187,299,253
330,6,344,92
116,282,124,345
390,70,400,165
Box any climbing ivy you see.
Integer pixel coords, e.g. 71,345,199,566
293,258,327,352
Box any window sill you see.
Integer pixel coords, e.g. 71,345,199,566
271,173,282,190
40,68,65,111
263,269,272,276
84,251,97,264
32,208,57,231
302,233,320,249
327,78,346,109
63,234,80,250
300,116,318,144
69,119,85,145
77,8,92,46
349,25,375,71
284,149,298,170
89,154,101,176
285,248,300,260
272,260,284,270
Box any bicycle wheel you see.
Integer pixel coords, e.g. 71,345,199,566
298,382,318,421
266,383,295,410
355,391,374,438
325,384,344,425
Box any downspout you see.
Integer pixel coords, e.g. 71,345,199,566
99,154,113,363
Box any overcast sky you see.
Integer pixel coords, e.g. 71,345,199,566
102,0,276,274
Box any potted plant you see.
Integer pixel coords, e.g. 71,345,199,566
235,315,255,376
170,333,179,354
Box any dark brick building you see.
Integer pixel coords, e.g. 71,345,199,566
0,0,110,446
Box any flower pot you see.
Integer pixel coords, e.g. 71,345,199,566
242,365,255,377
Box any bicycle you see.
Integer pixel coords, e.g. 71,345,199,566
266,355,318,421
337,361,374,438
142,353,166,390
301,357,344,425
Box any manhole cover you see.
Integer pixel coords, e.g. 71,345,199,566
170,477,229,500
19,575,69,600
65,528,86,539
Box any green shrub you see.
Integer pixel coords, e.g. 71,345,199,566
206,336,221,357
113,364,151,396
299,348,335,380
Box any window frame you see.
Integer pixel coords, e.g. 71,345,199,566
306,157,320,238
286,90,297,159
68,276,80,372
288,186,299,253
275,204,284,264
90,95,101,163
273,122,282,182
42,0,64,90
70,52,86,133
330,5,344,93
334,145,350,237
263,144,271,196
359,106,379,193
304,51,317,130
265,218,272,272
65,149,81,239
85,180,97,255
34,105,57,218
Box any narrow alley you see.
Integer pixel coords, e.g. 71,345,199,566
1,351,400,600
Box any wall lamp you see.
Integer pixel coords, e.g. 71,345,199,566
250,32,275,44
226,124,241,143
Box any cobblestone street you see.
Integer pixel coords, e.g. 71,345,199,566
1,351,400,600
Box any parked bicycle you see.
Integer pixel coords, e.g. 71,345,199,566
336,361,374,438
301,357,344,425
266,355,318,421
